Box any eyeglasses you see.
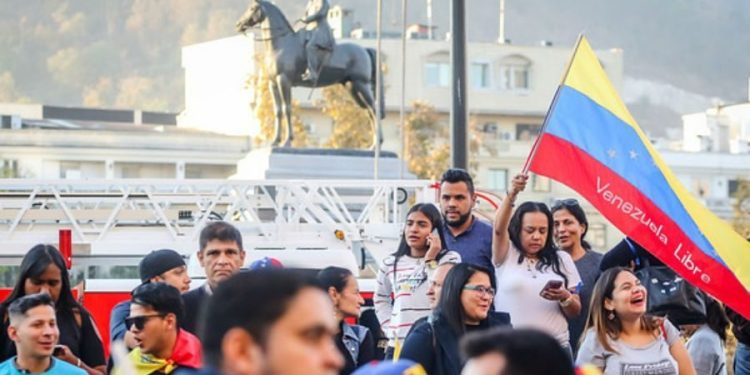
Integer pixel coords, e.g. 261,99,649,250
551,198,579,211
463,285,495,296
125,314,165,331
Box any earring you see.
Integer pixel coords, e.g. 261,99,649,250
607,310,615,320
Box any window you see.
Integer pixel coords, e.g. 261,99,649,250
488,169,508,192
588,223,607,249
425,62,450,87
470,62,490,89
498,55,531,91
516,123,541,141
532,174,550,192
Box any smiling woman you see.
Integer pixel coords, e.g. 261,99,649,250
576,267,696,375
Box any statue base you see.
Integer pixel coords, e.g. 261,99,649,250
232,147,415,180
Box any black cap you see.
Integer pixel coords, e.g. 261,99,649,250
139,249,186,283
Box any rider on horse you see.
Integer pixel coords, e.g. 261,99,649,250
300,0,334,83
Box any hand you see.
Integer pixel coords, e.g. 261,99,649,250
540,286,571,302
508,174,529,197
53,344,79,367
425,232,442,261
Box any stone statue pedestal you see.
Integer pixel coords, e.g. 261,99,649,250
232,147,415,180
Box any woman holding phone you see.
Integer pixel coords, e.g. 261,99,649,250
492,174,582,356
374,203,461,358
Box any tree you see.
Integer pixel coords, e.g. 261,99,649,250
247,53,309,148
403,101,450,179
319,84,372,149
732,177,750,238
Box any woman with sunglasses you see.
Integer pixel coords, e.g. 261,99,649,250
492,174,582,356
0,244,106,375
551,198,603,354
400,263,510,374
374,203,461,358
317,266,375,375
576,267,696,375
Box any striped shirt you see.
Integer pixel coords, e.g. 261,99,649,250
374,251,461,347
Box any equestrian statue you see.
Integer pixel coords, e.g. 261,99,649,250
236,0,384,149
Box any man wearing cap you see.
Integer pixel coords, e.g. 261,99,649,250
109,249,191,350
181,221,245,335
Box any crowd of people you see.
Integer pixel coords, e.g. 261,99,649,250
0,168,748,375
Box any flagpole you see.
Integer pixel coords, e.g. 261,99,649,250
521,34,585,174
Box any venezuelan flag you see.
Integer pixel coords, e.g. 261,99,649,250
527,36,750,318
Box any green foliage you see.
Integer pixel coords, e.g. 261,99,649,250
732,177,750,238
403,101,449,179
319,84,372,149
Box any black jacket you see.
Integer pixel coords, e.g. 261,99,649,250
181,285,211,335
400,311,511,375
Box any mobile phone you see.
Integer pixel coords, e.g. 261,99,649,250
426,228,439,247
540,280,563,294
53,345,64,356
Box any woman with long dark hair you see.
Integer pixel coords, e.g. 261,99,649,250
0,244,105,375
492,174,582,354
685,296,729,375
400,263,510,374
576,267,695,375
374,203,461,358
317,266,375,375
551,198,603,353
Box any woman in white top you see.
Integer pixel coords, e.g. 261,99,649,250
576,267,696,375
492,174,582,353
374,203,461,358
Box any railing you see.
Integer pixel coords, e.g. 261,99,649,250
0,179,434,263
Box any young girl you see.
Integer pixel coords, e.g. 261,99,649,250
374,203,461,358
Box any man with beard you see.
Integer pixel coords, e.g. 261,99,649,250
439,169,494,275
182,221,246,335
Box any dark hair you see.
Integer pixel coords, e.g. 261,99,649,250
508,202,568,287
199,221,244,252
1,244,80,314
8,293,55,323
585,267,660,353
436,263,495,335
461,327,574,375
704,296,729,343
440,168,475,195
393,203,447,259
390,203,448,289
201,269,321,367
131,282,184,328
317,266,353,293
550,199,591,250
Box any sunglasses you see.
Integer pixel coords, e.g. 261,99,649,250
125,314,165,331
551,198,579,211
463,284,495,296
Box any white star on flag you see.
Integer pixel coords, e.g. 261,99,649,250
629,150,638,159
607,149,617,158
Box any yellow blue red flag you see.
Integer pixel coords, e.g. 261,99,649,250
527,36,750,318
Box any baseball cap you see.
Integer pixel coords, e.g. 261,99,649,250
248,256,284,271
138,249,186,283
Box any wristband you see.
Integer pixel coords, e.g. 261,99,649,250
425,259,438,270
76,358,82,367
559,296,573,308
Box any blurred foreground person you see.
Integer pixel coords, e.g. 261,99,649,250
351,359,426,375
460,327,574,375
0,293,86,374
177,269,344,375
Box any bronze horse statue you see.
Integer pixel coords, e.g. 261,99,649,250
236,0,384,148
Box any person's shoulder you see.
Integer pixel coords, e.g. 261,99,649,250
587,250,604,262
0,358,12,371
112,300,130,312
472,217,493,231
487,311,512,327
51,357,87,374
183,286,206,299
